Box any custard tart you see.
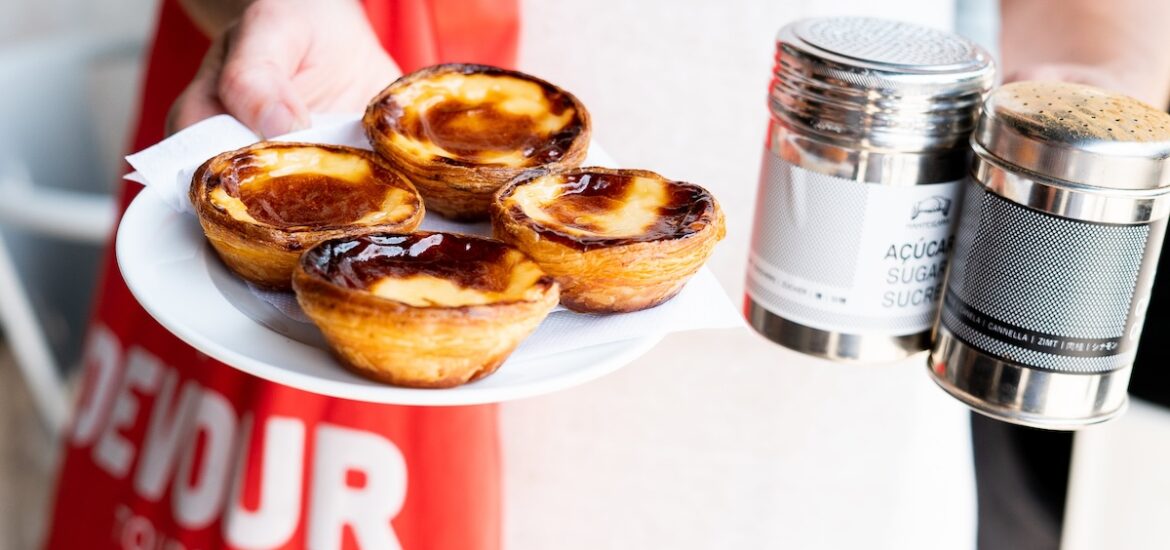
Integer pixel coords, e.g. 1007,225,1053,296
292,232,559,388
491,167,725,313
190,142,424,289
363,63,590,221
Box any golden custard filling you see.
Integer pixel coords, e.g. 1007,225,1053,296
509,173,667,238
369,252,547,307
380,71,580,167
208,146,419,229
500,169,719,249
302,233,552,308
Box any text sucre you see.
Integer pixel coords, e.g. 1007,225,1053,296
881,237,952,309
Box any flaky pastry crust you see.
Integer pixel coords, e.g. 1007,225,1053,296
190,142,424,289
363,63,590,221
491,167,725,313
292,232,559,388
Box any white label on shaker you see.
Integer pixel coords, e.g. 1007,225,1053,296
746,151,963,335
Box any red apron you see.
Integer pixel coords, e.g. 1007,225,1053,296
45,1,518,549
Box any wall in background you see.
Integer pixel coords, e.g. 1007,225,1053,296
0,0,155,45
0,5,154,550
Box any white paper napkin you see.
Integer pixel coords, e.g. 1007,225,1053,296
124,114,743,362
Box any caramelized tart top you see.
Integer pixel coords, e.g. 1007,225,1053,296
195,143,422,231
300,233,554,307
365,64,588,168
496,168,722,250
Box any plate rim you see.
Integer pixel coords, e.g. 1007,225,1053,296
115,189,665,405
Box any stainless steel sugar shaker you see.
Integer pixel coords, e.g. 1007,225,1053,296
930,81,1170,429
745,17,995,362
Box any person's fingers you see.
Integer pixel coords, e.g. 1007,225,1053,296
1006,64,1126,94
216,2,311,137
166,36,229,136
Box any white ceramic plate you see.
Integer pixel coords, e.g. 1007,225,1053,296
115,190,664,405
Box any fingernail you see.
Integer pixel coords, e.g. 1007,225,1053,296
257,103,297,138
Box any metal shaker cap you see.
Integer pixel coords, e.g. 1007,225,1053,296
973,82,1170,191
772,17,995,152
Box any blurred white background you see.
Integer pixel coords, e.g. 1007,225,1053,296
0,0,154,44
0,2,152,549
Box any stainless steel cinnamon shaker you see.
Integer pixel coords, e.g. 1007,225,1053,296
745,17,994,362
930,81,1170,429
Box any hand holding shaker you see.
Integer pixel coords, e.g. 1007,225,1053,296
930,82,1170,429
745,17,994,361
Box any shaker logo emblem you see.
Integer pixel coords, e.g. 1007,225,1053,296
911,196,952,220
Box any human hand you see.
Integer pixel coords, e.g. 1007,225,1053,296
168,0,401,137
1006,64,1126,94
1006,63,1163,108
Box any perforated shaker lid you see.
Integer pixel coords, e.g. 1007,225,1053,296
772,17,995,151
974,82,1170,191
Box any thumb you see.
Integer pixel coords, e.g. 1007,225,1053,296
216,15,311,138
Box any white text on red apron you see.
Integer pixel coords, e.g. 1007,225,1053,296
70,326,409,550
